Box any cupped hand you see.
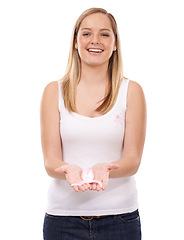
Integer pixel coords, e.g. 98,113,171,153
55,164,90,192
91,163,119,191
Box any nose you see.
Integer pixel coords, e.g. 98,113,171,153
91,34,99,45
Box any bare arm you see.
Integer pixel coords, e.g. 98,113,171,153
40,81,67,179
110,80,147,178
40,81,89,192
91,81,146,190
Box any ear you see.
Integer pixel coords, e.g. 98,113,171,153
113,41,117,51
74,38,78,49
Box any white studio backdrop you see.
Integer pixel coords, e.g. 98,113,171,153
0,0,183,239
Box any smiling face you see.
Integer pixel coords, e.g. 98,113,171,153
75,13,117,67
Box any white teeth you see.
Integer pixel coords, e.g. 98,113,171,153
88,49,103,53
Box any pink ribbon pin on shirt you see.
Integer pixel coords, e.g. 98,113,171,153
71,168,102,188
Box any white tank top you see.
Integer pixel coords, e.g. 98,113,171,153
46,78,138,216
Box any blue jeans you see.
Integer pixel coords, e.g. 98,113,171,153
43,210,141,240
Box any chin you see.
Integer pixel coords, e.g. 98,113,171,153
82,58,110,67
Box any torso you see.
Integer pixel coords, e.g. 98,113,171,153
46,78,139,216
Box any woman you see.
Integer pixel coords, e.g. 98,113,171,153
40,7,146,240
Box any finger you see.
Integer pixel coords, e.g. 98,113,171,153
102,172,109,190
55,165,70,174
89,183,93,190
78,185,86,192
92,183,97,191
54,166,65,174
83,183,89,190
86,183,91,189
73,185,79,192
107,163,120,171
96,184,101,191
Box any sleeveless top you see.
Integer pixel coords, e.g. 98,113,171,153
46,78,138,216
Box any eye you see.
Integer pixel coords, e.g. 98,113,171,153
101,33,110,37
82,33,91,37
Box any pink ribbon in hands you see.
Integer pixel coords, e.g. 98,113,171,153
71,168,102,188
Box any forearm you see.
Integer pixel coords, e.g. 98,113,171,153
109,156,141,178
44,158,68,179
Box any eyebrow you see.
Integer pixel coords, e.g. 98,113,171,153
81,28,111,32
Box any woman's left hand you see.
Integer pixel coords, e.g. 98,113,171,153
91,163,119,191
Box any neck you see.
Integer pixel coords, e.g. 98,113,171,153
80,62,110,86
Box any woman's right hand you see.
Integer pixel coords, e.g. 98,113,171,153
55,164,90,192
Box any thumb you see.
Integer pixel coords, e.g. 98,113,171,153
107,163,120,171
54,165,67,174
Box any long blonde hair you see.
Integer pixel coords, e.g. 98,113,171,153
61,8,124,114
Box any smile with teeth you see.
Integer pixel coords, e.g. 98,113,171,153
87,48,103,53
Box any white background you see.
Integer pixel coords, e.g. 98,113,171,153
0,0,184,239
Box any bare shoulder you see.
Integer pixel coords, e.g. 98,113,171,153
41,81,59,111
43,81,59,96
127,80,146,106
128,80,144,97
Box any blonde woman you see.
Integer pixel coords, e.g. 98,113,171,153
41,8,146,240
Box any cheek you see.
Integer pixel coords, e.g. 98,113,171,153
110,39,116,50
104,38,116,50
76,41,88,59
104,43,115,55
76,36,87,49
